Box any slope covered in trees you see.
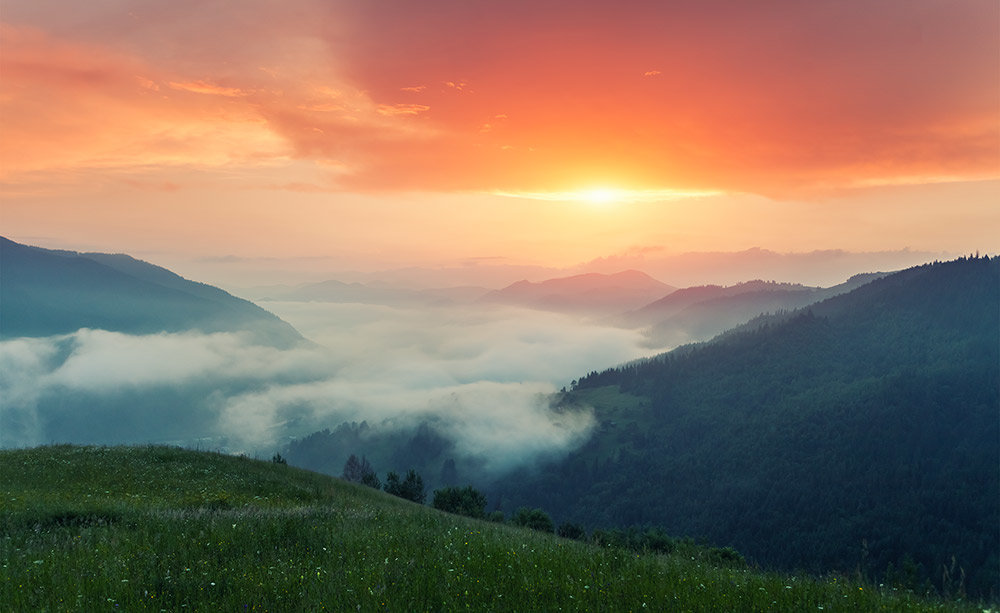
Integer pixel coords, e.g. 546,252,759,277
492,256,999,599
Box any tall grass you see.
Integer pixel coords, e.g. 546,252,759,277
0,445,983,611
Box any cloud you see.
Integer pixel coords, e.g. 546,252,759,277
0,23,289,188
168,80,248,97
376,103,431,117
0,303,651,472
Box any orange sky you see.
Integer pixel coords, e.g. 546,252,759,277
1,1,998,283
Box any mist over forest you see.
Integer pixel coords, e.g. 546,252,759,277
0,240,987,475
2,238,909,468
1,242,662,472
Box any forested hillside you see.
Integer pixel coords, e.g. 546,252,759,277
492,256,999,599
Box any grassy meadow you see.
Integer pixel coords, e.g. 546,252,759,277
0,445,985,611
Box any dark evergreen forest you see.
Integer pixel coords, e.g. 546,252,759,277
491,256,999,599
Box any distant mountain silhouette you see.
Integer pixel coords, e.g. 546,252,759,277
478,270,675,315
0,237,303,347
619,274,888,347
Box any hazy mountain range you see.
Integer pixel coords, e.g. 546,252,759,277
246,267,891,350
477,270,675,316
619,273,888,346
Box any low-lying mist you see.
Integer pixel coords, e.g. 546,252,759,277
0,302,654,475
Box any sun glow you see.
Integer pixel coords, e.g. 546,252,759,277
493,187,721,203
580,187,625,205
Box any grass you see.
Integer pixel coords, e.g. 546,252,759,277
0,445,985,611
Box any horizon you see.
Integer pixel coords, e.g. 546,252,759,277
1,1,997,285
0,235,967,291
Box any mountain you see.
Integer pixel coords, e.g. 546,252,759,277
490,256,1000,599
0,237,303,347
620,273,888,347
478,270,675,315
627,280,807,320
1,445,974,611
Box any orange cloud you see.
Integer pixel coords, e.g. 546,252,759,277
168,80,248,97
0,24,292,195
376,103,431,117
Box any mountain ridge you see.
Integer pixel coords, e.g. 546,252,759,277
0,236,303,347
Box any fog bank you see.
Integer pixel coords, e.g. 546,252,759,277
1,302,653,473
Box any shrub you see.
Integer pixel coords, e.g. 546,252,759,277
383,469,426,504
557,522,587,541
359,470,382,490
512,507,554,533
592,528,625,549
707,546,746,567
432,485,487,519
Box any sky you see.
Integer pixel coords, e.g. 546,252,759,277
1,0,998,288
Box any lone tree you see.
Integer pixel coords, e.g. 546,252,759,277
342,454,379,488
384,469,426,504
432,485,487,519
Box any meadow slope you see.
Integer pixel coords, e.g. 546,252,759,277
0,445,984,611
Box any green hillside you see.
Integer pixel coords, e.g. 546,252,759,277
0,446,978,611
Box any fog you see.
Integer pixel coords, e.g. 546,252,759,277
0,302,654,473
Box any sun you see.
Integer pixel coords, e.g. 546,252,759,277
579,187,625,205
492,186,720,203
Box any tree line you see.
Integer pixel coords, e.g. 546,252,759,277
336,454,746,566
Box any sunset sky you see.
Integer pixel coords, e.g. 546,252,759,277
2,0,998,287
